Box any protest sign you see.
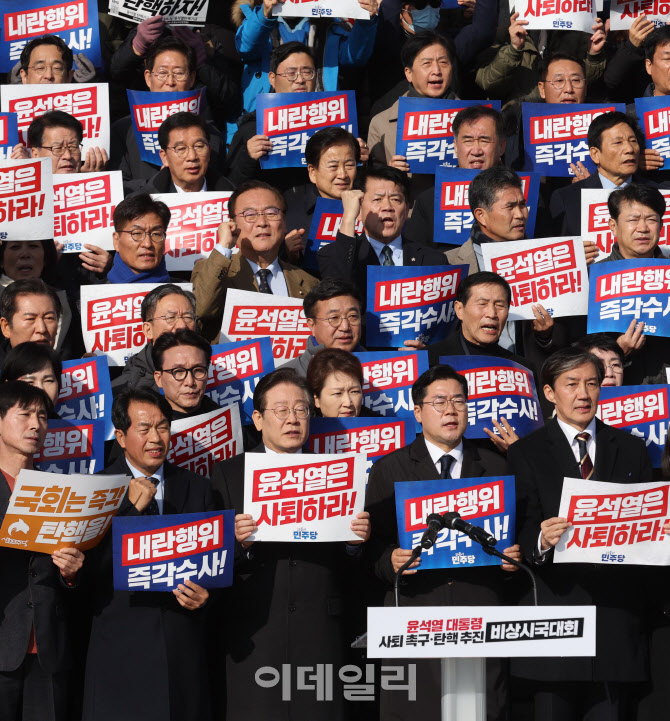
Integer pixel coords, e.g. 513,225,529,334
0,157,53,241
481,237,589,320
205,337,275,425
587,259,670,337
109,0,209,25
152,191,231,271
127,88,205,166
555,477,670,565
394,475,516,570
256,91,357,169
81,283,193,366
0,112,19,161
54,171,122,252
305,197,364,271
635,96,670,171
366,265,467,347
610,0,670,29
35,418,105,475
273,0,370,18
0,469,130,553
220,289,311,365
113,510,235,592
396,98,501,173
514,0,596,32
439,355,543,439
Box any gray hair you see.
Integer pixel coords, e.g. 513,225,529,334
140,284,196,322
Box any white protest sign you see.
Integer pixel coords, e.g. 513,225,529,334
109,0,209,25
514,0,596,32
273,0,370,20
0,156,53,240
610,0,670,30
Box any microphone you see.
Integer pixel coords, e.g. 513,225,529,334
442,511,497,547
420,513,446,549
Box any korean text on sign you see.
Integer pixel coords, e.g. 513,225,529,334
610,0,670,29
516,0,596,32
0,157,53,241
35,419,104,475
109,0,209,26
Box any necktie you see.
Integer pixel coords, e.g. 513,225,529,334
439,454,454,479
381,245,394,266
143,477,160,516
575,432,593,480
257,268,273,294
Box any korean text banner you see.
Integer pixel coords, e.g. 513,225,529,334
257,91,357,170
112,511,235,592
1,82,110,155
166,406,243,478
366,265,468,347
109,0,209,25
81,283,193,366
396,98,501,174
0,157,53,241
128,89,205,166
610,0,669,29
0,469,130,553
55,356,114,441
35,418,105,475
394,476,516,570
636,96,670,171
515,0,596,32
433,168,540,246
439,355,543,439
555,477,670,565
481,237,589,321
305,197,363,271
205,337,275,425
0,0,103,72
244,452,366,542
54,171,123,252
273,0,370,19
152,191,231,271
523,103,625,177
587,259,670,337
220,289,311,366
0,112,19,161
597,385,669,468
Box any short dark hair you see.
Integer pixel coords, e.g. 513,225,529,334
305,127,360,168
144,36,196,73
452,105,504,141
157,112,209,151
0,342,62,390
412,365,468,405
0,380,52,419
538,52,585,82
270,41,314,74
0,279,62,325
113,194,171,232
229,180,287,217
307,349,364,400
401,31,453,69
28,111,83,148
468,166,522,213
141,284,196,323
587,112,644,151
360,166,411,204
253,368,311,412
607,184,666,222
644,25,670,62
573,333,624,363
456,271,511,307
303,278,363,319
20,35,73,73
151,328,212,370
0,240,59,283
112,387,173,434
541,348,605,389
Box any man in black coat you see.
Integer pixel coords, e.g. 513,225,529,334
83,388,214,721
508,347,653,720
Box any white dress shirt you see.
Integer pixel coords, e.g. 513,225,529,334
125,460,165,515
424,438,464,479
598,172,631,189
174,177,207,193
263,445,303,455
367,234,403,265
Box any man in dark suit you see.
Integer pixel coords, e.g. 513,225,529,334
83,388,213,721
508,347,653,720
316,166,449,294
366,364,519,721
0,381,84,721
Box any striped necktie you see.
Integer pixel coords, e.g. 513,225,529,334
575,432,593,480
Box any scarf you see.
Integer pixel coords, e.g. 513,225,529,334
107,253,171,285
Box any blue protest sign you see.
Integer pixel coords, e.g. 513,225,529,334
113,510,235,592
0,0,103,72
0,112,19,161
366,265,467,348
588,259,670,337
128,89,205,166
257,91,358,169
523,102,625,177
55,356,114,441
305,197,364,271
394,475,516,570
439,355,543,439
636,96,670,172
35,418,105,474
396,98,501,174
205,337,275,425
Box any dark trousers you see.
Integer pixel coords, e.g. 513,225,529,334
533,681,626,721
0,655,67,721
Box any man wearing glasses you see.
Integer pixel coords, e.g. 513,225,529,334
191,180,318,342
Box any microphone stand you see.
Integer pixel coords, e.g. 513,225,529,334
394,544,422,607
480,544,538,606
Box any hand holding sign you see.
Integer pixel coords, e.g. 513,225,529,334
235,513,257,549
641,149,665,172
174,579,209,610
247,134,272,160
628,15,655,47
348,511,371,545
540,516,572,551
616,319,646,357
509,12,529,50
81,146,109,173
483,417,519,454
587,18,609,56
80,244,112,274
582,240,599,265
389,155,410,173
11,144,28,160
52,547,85,582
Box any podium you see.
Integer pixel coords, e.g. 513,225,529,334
366,605,596,721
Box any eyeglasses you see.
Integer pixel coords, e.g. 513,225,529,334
233,207,283,223
150,70,190,82
262,405,311,420
603,362,624,373
314,312,362,328
546,76,586,90
166,142,210,159
159,366,209,381
118,229,166,244
275,68,316,81
26,62,67,76
36,143,83,157
147,311,197,326
421,398,467,412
